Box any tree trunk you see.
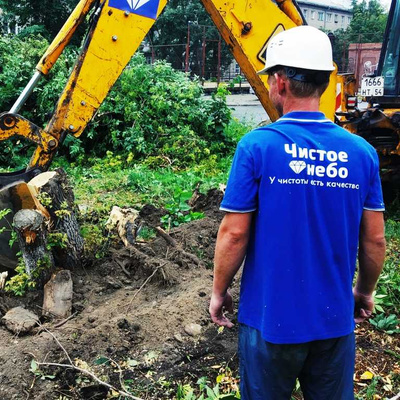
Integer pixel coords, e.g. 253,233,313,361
13,209,54,287
29,168,84,270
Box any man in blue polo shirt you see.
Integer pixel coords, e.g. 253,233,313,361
209,26,386,399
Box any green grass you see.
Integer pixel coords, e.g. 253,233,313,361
67,157,232,216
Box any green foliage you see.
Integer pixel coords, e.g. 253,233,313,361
29,359,55,381
137,226,156,241
373,219,400,314
0,34,235,169
369,313,400,334
161,189,204,229
0,34,78,168
47,232,68,250
0,208,12,235
80,54,232,166
0,0,82,41
355,376,381,400
331,0,388,70
5,255,52,296
36,192,53,208
176,376,240,400
5,259,36,296
81,223,110,259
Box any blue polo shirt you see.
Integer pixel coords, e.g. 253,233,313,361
220,111,384,344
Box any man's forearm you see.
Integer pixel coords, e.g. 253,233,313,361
212,213,252,296
213,233,248,296
356,238,386,295
355,211,386,295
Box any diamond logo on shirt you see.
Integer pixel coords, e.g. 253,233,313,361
109,0,160,19
289,160,306,174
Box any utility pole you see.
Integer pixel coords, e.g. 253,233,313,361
185,21,191,73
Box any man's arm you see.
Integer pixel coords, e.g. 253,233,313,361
209,212,253,327
354,210,386,323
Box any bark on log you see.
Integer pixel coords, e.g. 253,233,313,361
13,209,54,286
30,168,84,270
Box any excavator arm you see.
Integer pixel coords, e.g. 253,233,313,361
0,0,338,187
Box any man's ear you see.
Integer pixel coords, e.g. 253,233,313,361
275,74,287,95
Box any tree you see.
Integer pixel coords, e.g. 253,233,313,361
347,0,388,42
330,0,388,70
148,0,233,80
0,0,80,40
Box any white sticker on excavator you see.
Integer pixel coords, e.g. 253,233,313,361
109,0,160,19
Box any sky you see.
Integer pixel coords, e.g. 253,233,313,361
379,0,392,10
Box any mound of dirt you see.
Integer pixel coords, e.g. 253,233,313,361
0,188,399,399
0,189,239,399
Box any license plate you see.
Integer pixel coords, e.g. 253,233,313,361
360,76,385,97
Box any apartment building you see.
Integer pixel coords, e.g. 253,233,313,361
297,0,353,31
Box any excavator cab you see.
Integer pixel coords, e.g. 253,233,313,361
378,0,400,98
352,0,400,189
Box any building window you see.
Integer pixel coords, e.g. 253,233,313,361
303,9,307,18
334,14,338,23
318,12,324,21
327,13,332,22
341,15,345,24
311,10,315,19
348,16,351,23
235,62,240,74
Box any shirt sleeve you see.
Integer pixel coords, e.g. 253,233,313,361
220,139,259,213
364,151,385,211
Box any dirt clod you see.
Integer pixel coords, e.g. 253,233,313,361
2,306,39,335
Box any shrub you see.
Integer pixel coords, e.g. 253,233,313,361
0,34,78,168
0,36,234,169
81,54,233,166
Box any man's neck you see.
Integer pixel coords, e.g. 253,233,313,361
282,96,320,115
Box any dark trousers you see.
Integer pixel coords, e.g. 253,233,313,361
239,324,355,400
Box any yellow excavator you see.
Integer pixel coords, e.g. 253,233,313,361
0,0,398,262
0,0,336,188
336,0,400,196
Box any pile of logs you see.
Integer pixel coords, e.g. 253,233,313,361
10,168,82,317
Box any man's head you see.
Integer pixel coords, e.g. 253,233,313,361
258,26,335,114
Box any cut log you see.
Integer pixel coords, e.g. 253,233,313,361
43,270,73,318
13,209,54,285
29,168,84,270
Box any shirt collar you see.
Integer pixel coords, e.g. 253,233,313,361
278,111,331,123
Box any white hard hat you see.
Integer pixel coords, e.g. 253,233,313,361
258,26,335,75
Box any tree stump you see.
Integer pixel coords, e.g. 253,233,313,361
29,168,84,270
13,209,54,286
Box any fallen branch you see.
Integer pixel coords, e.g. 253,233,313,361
115,258,131,278
33,327,142,400
54,311,78,329
24,375,37,400
389,393,400,400
155,226,201,266
155,226,177,247
36,361,141,400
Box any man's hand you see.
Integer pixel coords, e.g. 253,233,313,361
353,288,374,323
209,290,234,328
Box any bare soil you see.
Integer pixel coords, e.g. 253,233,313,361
0,190,399,399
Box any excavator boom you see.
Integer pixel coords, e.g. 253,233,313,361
0,0,339,181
